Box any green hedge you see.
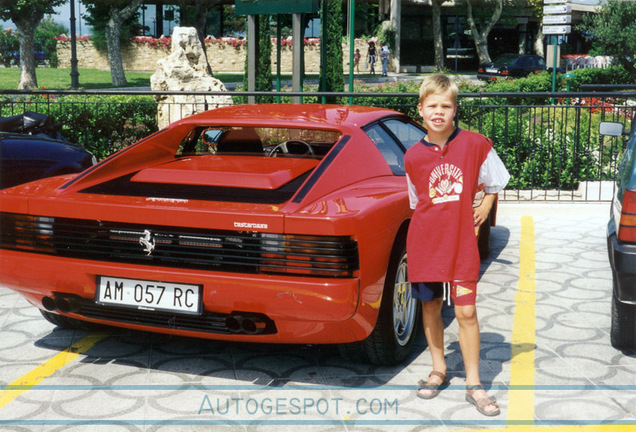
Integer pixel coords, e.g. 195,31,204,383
481,65,633,95
565,65,633,91
0,94,158,160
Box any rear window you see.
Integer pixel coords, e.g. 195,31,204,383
494,54,519,65
179,126,342,159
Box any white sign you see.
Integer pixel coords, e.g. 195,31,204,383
97,276,202,314
543,25,572,35
544,5,572,14
543,15,572,25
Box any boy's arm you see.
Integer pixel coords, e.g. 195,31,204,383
406,174,418,210
479,148,510,194
474,147,509,227
473,193,496,227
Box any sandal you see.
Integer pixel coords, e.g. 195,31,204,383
416,371,447,400
465,384,501,417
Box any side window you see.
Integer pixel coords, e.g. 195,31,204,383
364,124,408,175
382,119,426,150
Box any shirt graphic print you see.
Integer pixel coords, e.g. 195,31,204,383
429,163,464,204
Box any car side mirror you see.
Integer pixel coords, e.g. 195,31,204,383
599,121,627,137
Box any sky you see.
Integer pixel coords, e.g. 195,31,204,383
2,1,162,37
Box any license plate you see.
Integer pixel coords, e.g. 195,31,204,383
486,68,498,73
96,276,202,315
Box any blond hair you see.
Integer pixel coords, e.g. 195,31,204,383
418,74,458,105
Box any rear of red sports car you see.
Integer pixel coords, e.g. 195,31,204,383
0,104,427,364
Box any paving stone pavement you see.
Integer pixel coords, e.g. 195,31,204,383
1,202,634,432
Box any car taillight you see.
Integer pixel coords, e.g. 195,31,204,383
259,233,358,277
501,70,509,76
477,68,484,73
618,190,636,242
0,213,55,253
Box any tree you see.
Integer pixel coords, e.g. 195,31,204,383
466,0,503,64
82,0,144,87
579,0,636,80
431,0,449,72
0,0,65,89
321,0,344,100
243,14,273,102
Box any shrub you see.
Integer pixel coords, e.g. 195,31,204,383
55,95,158,159
480,71,555,105
458,105,599,190
566,65,632,91
352,79,420,117
35,17,67,67
0,94,158,160
0,28,18,67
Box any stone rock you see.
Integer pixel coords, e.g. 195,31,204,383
151,27,232,129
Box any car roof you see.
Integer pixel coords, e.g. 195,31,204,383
177,104,405,131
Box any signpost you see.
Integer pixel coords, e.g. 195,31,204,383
542,0,572,93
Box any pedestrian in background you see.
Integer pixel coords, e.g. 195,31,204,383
380,44,390,76
367,41,376,75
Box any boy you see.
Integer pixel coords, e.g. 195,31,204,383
405,74,509,416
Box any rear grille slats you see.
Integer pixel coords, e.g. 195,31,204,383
1,213,359,277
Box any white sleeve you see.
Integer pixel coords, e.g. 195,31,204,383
478,148,510,194
406,174,419,209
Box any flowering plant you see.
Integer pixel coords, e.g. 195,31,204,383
132,36,171,49
53,35,91,42
205,37,247,49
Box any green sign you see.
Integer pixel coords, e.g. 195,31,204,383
235,0,319,15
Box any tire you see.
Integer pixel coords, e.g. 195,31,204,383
39,310,106,331
338,235,421,365
611,289,636,350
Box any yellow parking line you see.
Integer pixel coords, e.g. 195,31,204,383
507,215,537,424
465,216,634,432
0,333,106,410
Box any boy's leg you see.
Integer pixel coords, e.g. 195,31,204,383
455,303,499,415
419,298,447,396
454,304,480,385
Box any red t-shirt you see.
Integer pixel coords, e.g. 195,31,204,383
404,128,492,283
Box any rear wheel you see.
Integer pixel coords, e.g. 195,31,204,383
339,236,421,365
611,287,636,349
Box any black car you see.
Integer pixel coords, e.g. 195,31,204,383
477,54,547,81
602,121,636,349
0,132,96,190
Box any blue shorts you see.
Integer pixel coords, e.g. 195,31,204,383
411,281,477,306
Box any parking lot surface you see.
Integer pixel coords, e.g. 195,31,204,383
1,202,635,432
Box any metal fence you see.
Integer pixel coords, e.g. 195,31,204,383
2,88,635,202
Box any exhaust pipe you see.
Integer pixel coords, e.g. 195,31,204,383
42,296,56,311
226,315,267,334
42,295,80,313
226,316,242,333
241,317,266,334
55,296,79,313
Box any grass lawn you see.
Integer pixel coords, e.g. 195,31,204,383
0,68,250,90
0,67,394,91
